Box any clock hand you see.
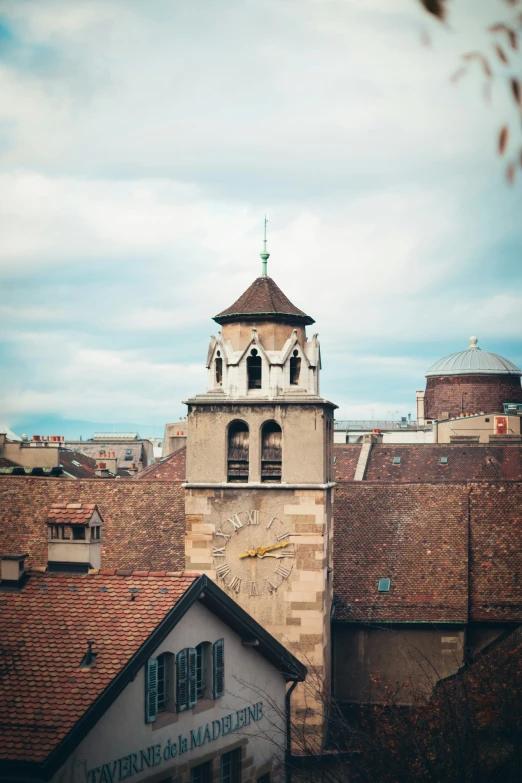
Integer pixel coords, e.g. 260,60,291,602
239,548,258,559
256,542,289,557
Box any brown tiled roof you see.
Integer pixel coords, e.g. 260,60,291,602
59,449,98,479
214,276,314,325
363,444,522,482
333,445,361,480
0,457,20,468
333,483,469,622
0,571,198,763
136,447,187,481
0,478,186,571
469,482,522,622
47,502,99,525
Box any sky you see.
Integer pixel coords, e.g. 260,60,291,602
1,0,522,440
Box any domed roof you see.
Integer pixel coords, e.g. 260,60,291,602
426,337,521,377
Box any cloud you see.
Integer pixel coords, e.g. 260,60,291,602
0,0,521,431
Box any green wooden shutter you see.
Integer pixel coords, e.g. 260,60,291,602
212,638,225,699
145,657,158,723
176,648,189,712
188,647,197,708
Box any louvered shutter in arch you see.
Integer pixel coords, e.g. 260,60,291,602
188,647,197,708
212,638,225,698
176,649,189,712
145,658,158,723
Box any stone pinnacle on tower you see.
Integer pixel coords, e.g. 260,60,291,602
260,214,270,277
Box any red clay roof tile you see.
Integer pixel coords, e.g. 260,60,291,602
0,571,198,763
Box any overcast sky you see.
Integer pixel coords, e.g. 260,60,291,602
1,0,521,439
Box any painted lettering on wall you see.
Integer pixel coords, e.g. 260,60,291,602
87,702,263,783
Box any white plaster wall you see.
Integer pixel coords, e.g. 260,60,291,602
52,601,286,783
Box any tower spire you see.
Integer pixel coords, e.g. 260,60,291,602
260,214,270,276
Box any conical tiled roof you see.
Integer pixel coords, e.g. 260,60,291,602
214,276,315,325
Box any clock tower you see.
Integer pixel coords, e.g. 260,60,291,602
184,228,336,746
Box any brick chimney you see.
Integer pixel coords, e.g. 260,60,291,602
47,503,103,573
95,452,118,477
0,553,29,591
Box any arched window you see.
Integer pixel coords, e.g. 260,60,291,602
227,421,249,482
290,349,301,385
247,348,262,390
157,652,174,712
196,641,212,699
215,351,223,387
261,421,282,483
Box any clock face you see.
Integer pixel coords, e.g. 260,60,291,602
212,510,295,596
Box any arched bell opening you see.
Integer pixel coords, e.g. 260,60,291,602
215,351,223,387
290,349,301,385
227,420,249,483
247,348,262,390
261,421,282,483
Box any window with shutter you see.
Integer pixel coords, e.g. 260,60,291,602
145,658,158,723
177,648,197,711
212,638,225,699
188,647,197,708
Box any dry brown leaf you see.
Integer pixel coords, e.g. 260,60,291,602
499,125,509,155
450,67,467,83
462,52,492,77
494,44,509,64
511,78,521,105
419,0,446,20
506,162,516,184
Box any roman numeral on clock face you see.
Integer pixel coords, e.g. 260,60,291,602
249,581,259,596
275,565,292,580
216,564,231,579
215,530,230,541
276,531,290,541
266,579,277,593
212,547,226,557
266,516,277,530
228,576,241,593
246,510,259,525
277,548,295,558
228,514,243,531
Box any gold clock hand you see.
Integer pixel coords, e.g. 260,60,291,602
256,542,289,557
238,548,257,559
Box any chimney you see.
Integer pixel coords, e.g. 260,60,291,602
0,553,29,591
47,503,103,573
95,455,118,477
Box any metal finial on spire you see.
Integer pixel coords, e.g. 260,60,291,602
260,214,270,276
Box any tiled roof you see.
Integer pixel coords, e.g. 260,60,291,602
469,482,522,622
0,571,198,763
0,478,186,571
47,502,99,525
0,457,20,468
333,445,362,480
136,447,187,481
363,444,522,482
334,483,469,622
59,449,98,479
214,276,314,325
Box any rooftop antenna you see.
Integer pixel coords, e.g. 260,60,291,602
260,214,270,277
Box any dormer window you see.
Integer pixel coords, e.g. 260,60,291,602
72,527,86,541
247,349,262,390
215,351,223,386
290,349,301,385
